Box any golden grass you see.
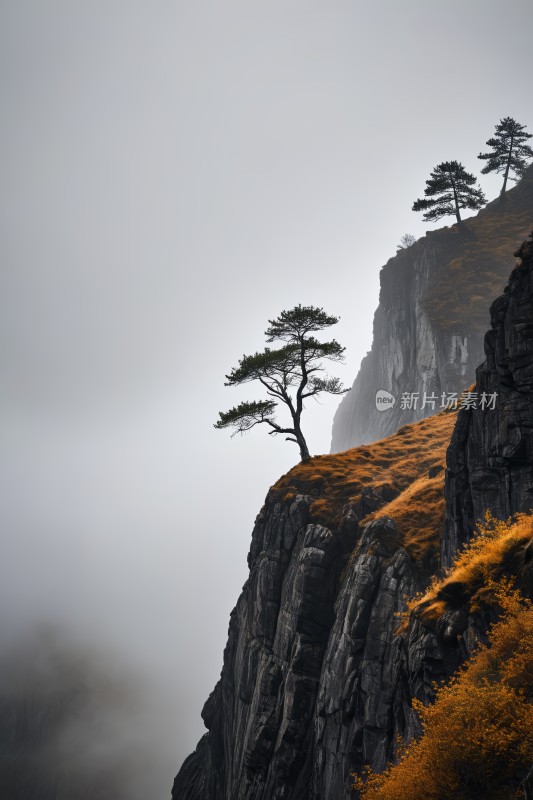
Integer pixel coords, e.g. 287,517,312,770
409,512,533,621
272,409,457,565
366,472,445,565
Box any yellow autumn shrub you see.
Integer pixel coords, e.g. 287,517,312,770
409,512,533,621
352,585,533,800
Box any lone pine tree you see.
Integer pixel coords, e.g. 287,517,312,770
412,161,486,225
215,305,348,462
478,116,533,201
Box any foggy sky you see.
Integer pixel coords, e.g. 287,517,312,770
1,1,532,795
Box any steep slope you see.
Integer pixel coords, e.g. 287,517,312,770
331,166,533,452
172,413,455,800
444,232,533,566
172,235,533,800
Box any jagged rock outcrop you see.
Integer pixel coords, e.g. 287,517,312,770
444,233,533,566
172,493,490,800
173,495,359,800
172,499,423,800
173,235,533,800
310,518,419,796
331,166,533,452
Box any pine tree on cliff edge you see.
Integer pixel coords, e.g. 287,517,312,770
412,161,486,225
478,116,533,202
215,305,348,462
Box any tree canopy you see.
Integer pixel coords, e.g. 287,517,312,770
214,305,348,461
398,233,417,250
412,161,486,225
478,116,533,200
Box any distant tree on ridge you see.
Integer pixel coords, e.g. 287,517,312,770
412,161,486,226
398,233,417,249
478,116,533,201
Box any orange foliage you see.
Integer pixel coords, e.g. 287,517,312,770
352,585,533,800
409,513,533,622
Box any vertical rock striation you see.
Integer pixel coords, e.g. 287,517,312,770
444,233,533,566
172,504,423,800
331,234,483,450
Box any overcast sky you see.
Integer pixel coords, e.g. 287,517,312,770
1,1,532,795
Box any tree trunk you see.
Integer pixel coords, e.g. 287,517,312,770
296,430,310,461
451,176,462,225
500,132,514,205
294,337,311,461
293,418,310,461
298,440,311,462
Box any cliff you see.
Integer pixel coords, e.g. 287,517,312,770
172,235,533,799
331,166,533,452
444,232,533,566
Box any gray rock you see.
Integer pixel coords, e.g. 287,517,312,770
443,234,533,566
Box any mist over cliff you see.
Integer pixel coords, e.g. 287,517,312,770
2,4,533,799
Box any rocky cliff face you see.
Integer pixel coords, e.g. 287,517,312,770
172,235,533,800
331,166,533,452
444,234,533,567
173,498,423,800
331,235,483,451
